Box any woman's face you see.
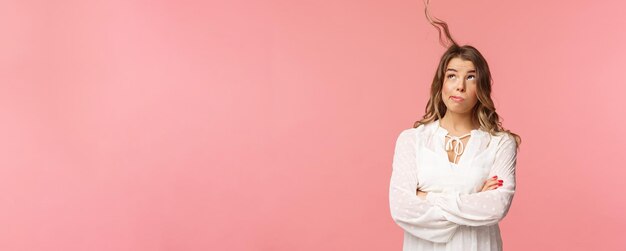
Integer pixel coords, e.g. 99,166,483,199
441,57,479,114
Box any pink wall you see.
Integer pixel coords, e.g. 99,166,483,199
1,0,625,250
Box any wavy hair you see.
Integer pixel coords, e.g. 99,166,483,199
414,0,522,148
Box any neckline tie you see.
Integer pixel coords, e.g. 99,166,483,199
445,133,471,164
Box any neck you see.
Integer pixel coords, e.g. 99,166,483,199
440,111,478,134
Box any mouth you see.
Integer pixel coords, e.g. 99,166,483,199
450,96,464,102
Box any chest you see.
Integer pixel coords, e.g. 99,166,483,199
416,138,498,193
444,136,471,164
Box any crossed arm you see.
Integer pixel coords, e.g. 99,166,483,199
389,129,518,243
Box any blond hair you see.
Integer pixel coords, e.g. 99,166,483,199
415,0,522,148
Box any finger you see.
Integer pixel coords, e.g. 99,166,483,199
489,182,504,190
488,179,504,186
485,180,500,187
482,183,496,192
482,179,504,192
482,180,497,188
484,176,498,185
484,178,498,185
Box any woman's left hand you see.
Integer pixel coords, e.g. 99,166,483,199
416,188,428,199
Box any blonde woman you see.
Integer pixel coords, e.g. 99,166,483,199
388,1,522,250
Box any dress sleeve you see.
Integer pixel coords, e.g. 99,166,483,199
425,134,518,227
389,128,459,243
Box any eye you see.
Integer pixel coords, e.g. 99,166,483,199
446,74,455,79
467,75,476,80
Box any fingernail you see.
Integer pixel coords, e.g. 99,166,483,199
498,184,503,186
498,180,503,182
492,176,497,179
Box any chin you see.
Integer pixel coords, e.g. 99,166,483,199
446,107,472,114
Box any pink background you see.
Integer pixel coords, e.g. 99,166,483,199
1,0,625,250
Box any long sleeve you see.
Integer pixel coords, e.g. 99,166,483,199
425,134,518,227
389,128,459,243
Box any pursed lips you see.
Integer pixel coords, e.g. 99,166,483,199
450,96,464,101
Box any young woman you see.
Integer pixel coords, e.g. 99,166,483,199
388,1,522,250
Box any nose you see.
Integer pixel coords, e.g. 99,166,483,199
456,80,466,92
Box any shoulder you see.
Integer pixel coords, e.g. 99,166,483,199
496,132,516,145
394,122,434,147
493,131,518,154
397,122,431,139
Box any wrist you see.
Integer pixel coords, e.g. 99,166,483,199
416,189,428,199
419,192,428,199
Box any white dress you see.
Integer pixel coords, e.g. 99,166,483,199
389,119,518,251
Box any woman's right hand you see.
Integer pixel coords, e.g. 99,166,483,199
480,176,503,192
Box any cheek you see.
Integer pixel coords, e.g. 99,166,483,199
466,87,475,95
467,89,479,103
442,81,453,94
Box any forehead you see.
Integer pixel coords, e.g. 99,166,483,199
446,58,475,72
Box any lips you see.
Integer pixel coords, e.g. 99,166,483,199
450,96,464,102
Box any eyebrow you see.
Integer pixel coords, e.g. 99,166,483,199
446,68,476,73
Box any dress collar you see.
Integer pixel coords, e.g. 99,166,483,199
432,119,486,138
429,119,490,165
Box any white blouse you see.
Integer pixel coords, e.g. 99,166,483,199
389,119,518,251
